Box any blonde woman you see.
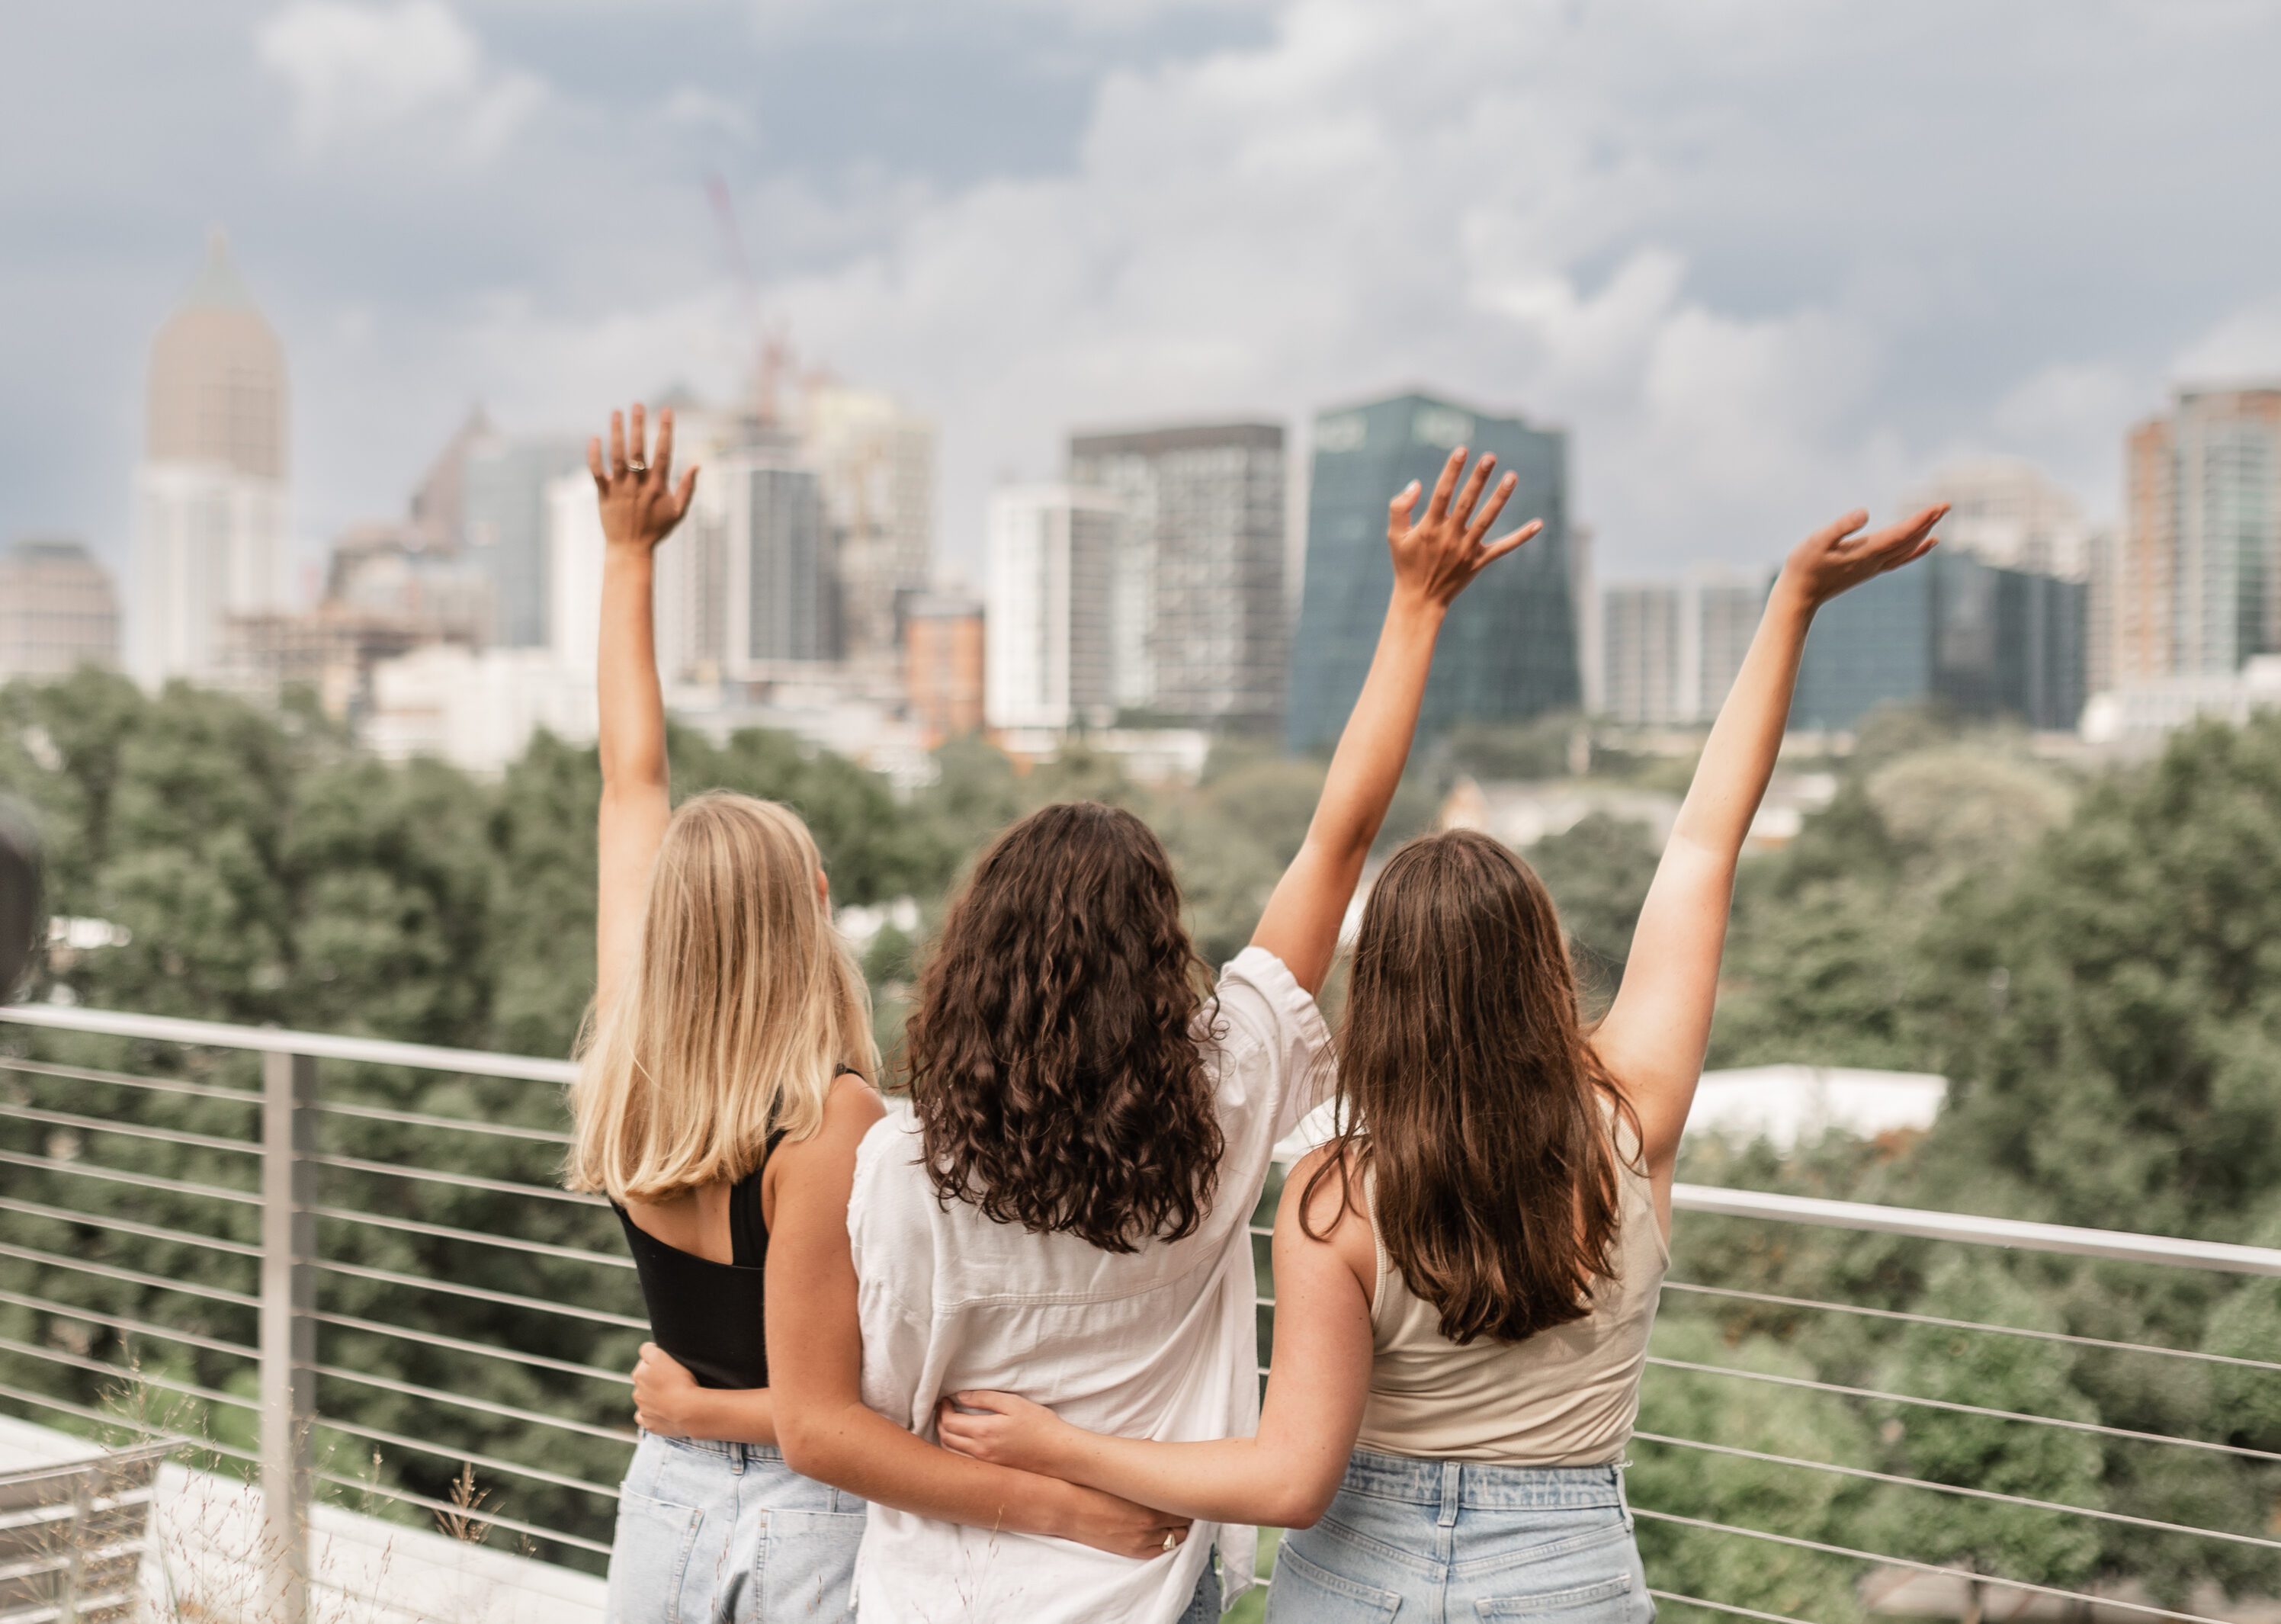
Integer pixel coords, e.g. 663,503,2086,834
571,404,1182,1622
568,403,883,1621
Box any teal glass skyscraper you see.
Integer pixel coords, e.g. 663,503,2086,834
1286,391,1582,753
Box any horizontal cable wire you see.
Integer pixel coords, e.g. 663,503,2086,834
0,1196,261,1257
1646,1591,1817,1624
1628,1507,2229,1624
310,1206,633,1268
0,1287,258,1361
311,1099,571,1146
1645,1355,2281,1465
0,1055,261,1102
0,1375,256,1463
313,1260,644,1330
310,1469,612,1556
306,1362,637,1443
0,1145,260,1205
0,1333,257,1411
0,1240,259,1308
0,1100,257,1154
309,1154,602,1207
1631,1430,2281,1553
312,1311,631,1385
316,1416,622,1500
1661,1280,2281,1376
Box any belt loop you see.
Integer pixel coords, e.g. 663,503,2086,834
1438,1460,1460,1529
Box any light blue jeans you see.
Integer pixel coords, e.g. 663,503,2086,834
1266,1451,1652,1623
606,1433,865,1623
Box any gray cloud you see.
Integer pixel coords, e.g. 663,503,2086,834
5,0,2279,586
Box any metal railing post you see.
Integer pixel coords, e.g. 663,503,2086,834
259,1049,316,1624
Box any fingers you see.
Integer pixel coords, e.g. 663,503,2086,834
1424,447,1466,524
948,1390,1007,1414
653,407,676,486
628,403,648,473
587,437,608,495
1465,470,1519,544
1385,480,1422,541
674,466,700,522
1445,453,1497,531
1477,517,1545,567
1808,508,1870,550
608,411,628,478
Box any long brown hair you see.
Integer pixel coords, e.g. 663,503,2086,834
1306,828,1641,1344
903,801,1224,1253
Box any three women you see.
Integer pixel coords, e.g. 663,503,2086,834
569,396,1943,1622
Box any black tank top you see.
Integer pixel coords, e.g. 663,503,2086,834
613,1070,860,1391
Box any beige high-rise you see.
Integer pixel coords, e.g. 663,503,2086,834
146,230,287,482
130,232,296,688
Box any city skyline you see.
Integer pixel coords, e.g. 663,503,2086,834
10,3,2281,594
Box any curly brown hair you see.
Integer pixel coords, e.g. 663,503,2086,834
1305,828,1642,1344
902,801,1224,1253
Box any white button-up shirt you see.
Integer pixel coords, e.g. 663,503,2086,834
845,948,1331,1623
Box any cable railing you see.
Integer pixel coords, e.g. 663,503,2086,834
2,1002,2278,1624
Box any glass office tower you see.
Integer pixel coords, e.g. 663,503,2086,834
1286,392,1581,753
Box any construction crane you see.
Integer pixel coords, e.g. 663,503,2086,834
706,172,792,425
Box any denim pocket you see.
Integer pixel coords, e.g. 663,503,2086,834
1475,1573,1638,1618
757,1507,865,1619
1265,1538,1402,1623
606,1490,704,1624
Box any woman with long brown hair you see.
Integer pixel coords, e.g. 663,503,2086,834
935,502,1948,1620
751,445,1542,1623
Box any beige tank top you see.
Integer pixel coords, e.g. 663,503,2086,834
1353,1131,1669,1465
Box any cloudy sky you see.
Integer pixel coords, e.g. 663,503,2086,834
8,0,2281,585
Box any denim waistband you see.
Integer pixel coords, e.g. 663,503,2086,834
1339,1447,1626,1510
648,1431,784,1467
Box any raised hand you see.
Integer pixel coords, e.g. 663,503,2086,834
1779,504,1946,608
589,402,699,553
1387,447,1543,611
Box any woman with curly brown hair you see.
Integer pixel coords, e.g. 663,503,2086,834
750,446,1541,1623
935,503,1949,1622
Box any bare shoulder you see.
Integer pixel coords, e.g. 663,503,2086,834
1276,1144,1378,1294
768,1072,887,1177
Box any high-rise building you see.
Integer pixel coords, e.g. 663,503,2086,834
1599,583,1684,726
1904,458,2092,581
1791,549,2086,732
464,432,587,649
1067,422,1287,733
2112,387,2281,685
2168,386,2281,676
0,539,120,679
1286,392,1581,753
903,592,986,746
984,486,1122,736
408,406,492,552
1597,570,1769,726
723,442,838,673
801,384,934,672
130,233,295,687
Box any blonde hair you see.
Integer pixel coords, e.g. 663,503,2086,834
568,791,877,1205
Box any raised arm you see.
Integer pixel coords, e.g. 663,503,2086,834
591,403,698,1012
764,1087,1192,1560
1252,448,1542,993
935,1148,1378,1529
1596,504,1946,1176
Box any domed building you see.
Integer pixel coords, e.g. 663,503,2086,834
130,233,296,687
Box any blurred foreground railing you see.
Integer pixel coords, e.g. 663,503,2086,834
2,1003,2278,1624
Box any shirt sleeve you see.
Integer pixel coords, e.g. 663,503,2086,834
1208,945,1334,1147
